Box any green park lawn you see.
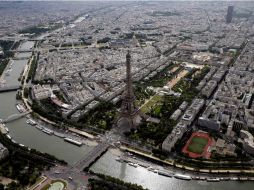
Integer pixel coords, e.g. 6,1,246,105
140,95,162,113
187,136,208,154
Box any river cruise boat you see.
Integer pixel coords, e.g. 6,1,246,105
35,125,43,130
207,178,220,182
158,171,172,177
115,157,124,163
6,135,12,139
64,137,82,146
128,162,138,168
4,127,9,133
26,119,37,126
174,174,191,180
42,128,53,135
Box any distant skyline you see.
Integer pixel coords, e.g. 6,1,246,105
0,0,252,1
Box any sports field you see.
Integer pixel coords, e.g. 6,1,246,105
182,132,212,159
187,136,208,154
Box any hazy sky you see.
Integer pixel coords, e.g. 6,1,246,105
0,0,250,1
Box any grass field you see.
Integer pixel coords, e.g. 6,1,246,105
140,95,162,113
187,136,208,154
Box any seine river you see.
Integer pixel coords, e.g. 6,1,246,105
0,40,253,190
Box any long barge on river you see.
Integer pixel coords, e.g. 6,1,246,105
64,137,82,146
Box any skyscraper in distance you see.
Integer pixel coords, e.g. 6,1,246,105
226,5,234,23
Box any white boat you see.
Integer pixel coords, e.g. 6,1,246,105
42,128,53,135
53,132,65,138
20,104,27,112
64,137,82,146
6,135,12,139
4,127,9,133
139,163,148,168
35,125,43,130
207,178,220,182
158,171,172,177
19,144,25,147
127,152,133,156
29,119,37,126
220,177,229,181
174,174,191,180
128,162,137,168
122,159,128,163
16,104,23,113
115,157,123,162
26,119,37,126
153,169,158,173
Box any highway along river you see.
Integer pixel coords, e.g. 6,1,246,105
0,40,253,190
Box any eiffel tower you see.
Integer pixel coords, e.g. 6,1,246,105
118,51,140,129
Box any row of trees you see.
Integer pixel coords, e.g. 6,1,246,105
134,84,155,106
128,117,178,146
27,53,40,82
19,26,49,35
0,58,9,77
0,40,13,52
0,40,17,78
143,64,182,88
0,40,15,58
18,24,62,37
78,101,117,131
31,98,63,123
88,172,148,190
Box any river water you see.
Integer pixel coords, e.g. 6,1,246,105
90,151,254,190
0,36,253,190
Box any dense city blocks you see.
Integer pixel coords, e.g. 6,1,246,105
0,1,254,190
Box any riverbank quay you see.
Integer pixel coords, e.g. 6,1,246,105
68,127,95,139
120,145,254,181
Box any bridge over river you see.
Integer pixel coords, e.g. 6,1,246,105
11,49,32,53
0,85,20,93
48,141,110,182
2,111,31,123
73,142,110,171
